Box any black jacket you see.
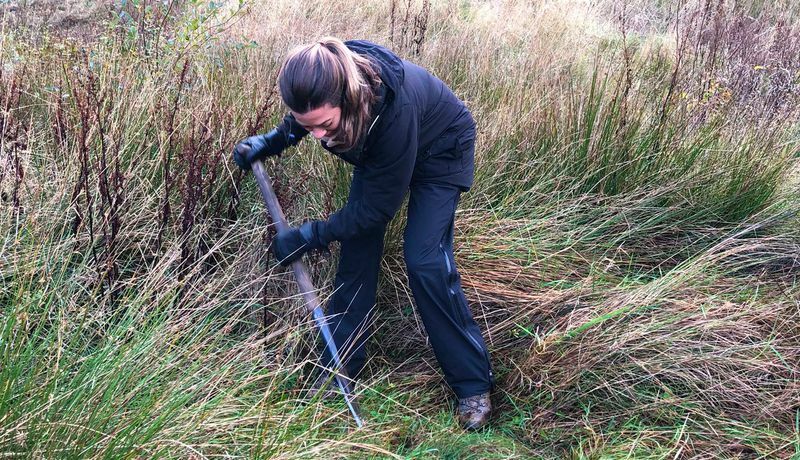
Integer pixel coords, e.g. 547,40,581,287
273,40,476,244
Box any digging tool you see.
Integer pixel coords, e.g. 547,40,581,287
248,158,364,428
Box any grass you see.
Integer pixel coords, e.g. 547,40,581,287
1,0,799,458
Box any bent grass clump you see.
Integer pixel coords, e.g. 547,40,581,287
1,0,799,457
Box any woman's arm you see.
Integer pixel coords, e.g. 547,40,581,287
232,113,309,169
315,105,418,244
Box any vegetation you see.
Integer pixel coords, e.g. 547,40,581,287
1,0,798,457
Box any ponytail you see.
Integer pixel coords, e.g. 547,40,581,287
278,37,382,151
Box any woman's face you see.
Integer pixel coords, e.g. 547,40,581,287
292,103,341,140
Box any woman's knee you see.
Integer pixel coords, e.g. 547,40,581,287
403,243,441,276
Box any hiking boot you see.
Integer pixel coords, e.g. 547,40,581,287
457,392,491,430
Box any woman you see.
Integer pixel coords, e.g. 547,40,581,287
233,37,494,430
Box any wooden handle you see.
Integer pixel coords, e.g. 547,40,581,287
251,160,321,314
249,158,364,427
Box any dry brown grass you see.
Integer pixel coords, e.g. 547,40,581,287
1,0,799,457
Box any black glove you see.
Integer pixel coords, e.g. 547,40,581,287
273,221,327,266
232,129,284,170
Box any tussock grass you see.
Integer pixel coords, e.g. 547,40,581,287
1,0,799,458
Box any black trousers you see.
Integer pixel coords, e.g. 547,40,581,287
322,171,494,398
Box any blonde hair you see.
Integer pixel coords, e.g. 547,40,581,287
278,37,382,151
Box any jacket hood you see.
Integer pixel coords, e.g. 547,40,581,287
344,40,404,96
320,40,405,162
